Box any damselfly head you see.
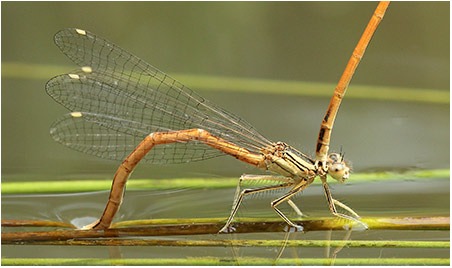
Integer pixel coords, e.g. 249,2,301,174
327,153,350,183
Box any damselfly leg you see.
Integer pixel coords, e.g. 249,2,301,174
218,175,309,233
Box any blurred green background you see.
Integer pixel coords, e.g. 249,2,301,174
2,2,449,181
2,2,449,261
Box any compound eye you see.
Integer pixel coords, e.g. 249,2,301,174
329,153,339,161
328,162,350,182
331,163,344,172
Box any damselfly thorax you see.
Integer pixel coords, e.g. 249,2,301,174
261,142,349,182
261,142,316,179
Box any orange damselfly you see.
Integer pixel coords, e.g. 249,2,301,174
46,2,390,231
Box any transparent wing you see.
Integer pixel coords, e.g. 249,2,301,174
50,112,223,164
47,28,273,163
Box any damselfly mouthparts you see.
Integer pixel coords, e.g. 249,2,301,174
47,2,389,231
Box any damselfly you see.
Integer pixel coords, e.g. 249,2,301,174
46,2,389,231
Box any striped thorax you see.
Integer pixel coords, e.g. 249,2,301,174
262,142,316,180
262,142,350,183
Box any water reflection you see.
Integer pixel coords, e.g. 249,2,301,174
2,179,449,226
